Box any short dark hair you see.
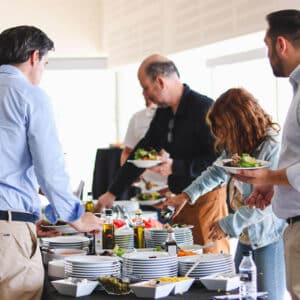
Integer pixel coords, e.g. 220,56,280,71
145,60,180,81
266,9,300,48
0,25,54,65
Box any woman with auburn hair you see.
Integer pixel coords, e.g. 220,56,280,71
163,88,286,299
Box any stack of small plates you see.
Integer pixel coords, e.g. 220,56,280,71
65,256,121,280
41,236,90,250
178,253,234,278
115,229,134,249
144,228,194,247
122,251,178,282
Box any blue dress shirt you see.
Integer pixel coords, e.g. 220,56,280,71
0,65,84,223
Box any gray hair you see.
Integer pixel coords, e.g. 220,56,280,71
145,60,180,81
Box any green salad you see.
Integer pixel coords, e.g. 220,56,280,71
231,153,262,168
134,148,158,160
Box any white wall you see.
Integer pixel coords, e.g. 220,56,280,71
103,0,300,66
0,0,106,58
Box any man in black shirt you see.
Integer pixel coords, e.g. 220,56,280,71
96,54,229,253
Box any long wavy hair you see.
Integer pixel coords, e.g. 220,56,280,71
206,88,280,155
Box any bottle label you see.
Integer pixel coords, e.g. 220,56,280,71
167,245,177,256
240,271,252,282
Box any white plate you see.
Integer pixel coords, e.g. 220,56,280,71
133,181,168,193
41,224,78,234
214,159,271,174
42,236,90,244
128,160,162,168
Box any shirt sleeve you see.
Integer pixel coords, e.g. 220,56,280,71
123,114,137,148
286,162,300,192
183,153,228,204
26,88,84,224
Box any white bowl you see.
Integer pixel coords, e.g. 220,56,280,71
51,278,98,297
130,281,175,299
172,278,195,295
48,260,65,279
200,272,240,291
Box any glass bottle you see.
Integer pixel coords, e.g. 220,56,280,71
85,192,94,213
133,210,145,248
102,209,115,249
239,251,257,299
165,229,178,256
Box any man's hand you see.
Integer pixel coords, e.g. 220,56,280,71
94,192,116,213
69,212,104,233
208,221,227,241
36,219,61,237
150,149,172,176
232,168,271,184
245,184,274,210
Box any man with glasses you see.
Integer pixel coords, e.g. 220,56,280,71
96,54,230,253
233,9,300,299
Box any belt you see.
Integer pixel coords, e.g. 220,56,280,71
0,210,36,224
287,216,300,225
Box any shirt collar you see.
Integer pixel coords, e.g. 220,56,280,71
0,64,28,81
174,84,191,116
289,64,300,91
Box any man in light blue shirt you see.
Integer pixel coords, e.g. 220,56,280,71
0,26,103,300
234,10,300,300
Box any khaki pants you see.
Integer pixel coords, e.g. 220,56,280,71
284,222,300,300
171,186,230,254
0,218,44,300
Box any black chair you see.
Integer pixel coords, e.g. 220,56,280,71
91,148,138,200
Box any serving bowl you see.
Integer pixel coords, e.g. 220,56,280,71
130,280,175,299
199,272,240,291
51,278,98,297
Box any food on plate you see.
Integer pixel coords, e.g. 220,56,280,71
98,276,131,295
113,219,127,229
226,153,262,168
177,249,197,257
112,244,124,257
134,148,158,160
163,223,189,230
137,191,161,201
156,277,190,282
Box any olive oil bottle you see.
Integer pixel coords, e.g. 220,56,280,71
102,209,115,249
133,210,145,248
85,192,94,213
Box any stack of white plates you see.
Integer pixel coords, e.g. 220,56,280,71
41,236,90,250
65,256,121,280
115,229,134,249
144,228,193,247
122,251,178,282
178,253,234,278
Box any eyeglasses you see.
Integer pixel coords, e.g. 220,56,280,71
167,118,174,143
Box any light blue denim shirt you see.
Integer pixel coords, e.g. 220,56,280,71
0,65,84,223
184,132,286,249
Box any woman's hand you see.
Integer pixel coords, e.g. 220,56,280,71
160,193,189,219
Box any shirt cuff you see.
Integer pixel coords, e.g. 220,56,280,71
44,202,84,224
286,163,300,192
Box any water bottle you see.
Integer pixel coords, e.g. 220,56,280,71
239,251,257,299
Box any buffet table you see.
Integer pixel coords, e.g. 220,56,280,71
42,274,220,300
